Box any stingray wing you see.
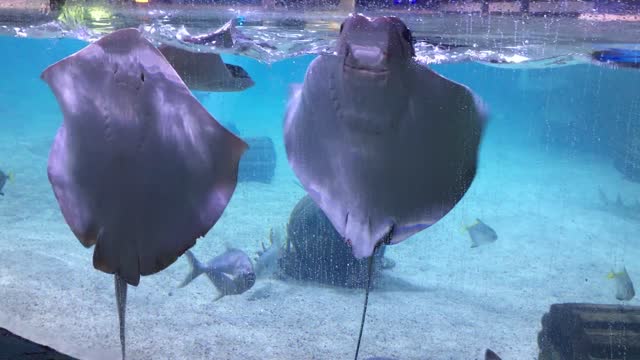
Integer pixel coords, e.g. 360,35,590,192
285,56,486,258
42,28,247,286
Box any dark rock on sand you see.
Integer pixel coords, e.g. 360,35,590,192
278,195,391,289
0,327,76,360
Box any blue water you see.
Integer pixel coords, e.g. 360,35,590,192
1,34,640,359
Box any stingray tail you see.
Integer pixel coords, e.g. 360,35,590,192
179,250,205,288
354,253,374,360
115,274,127,360
354,228,393,360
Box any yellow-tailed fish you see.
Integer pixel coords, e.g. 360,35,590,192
608,267,635,301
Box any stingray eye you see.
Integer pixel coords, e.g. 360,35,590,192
402,27,413,44
339,22,345,34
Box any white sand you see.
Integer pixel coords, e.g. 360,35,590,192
1,116,639,360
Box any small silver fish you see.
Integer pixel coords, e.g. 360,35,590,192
180,248,256,301
254,226,285,278
0,169,12,196
464,219,498,248
608,267,636,301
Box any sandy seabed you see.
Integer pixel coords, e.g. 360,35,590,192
0,115,639,360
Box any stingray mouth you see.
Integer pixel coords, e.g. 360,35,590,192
244,272,256,288
343,45,389,75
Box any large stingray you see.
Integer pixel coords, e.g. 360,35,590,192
284,14,487,359
41,28,247,359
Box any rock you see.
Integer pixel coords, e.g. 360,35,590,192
278,195,387,289
538,303,640,360
0,327,76,360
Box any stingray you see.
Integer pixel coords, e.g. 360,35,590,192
41,28,247,359
179,19,236,48
177,18,279,60
158,44,255,92
283,14,487,359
